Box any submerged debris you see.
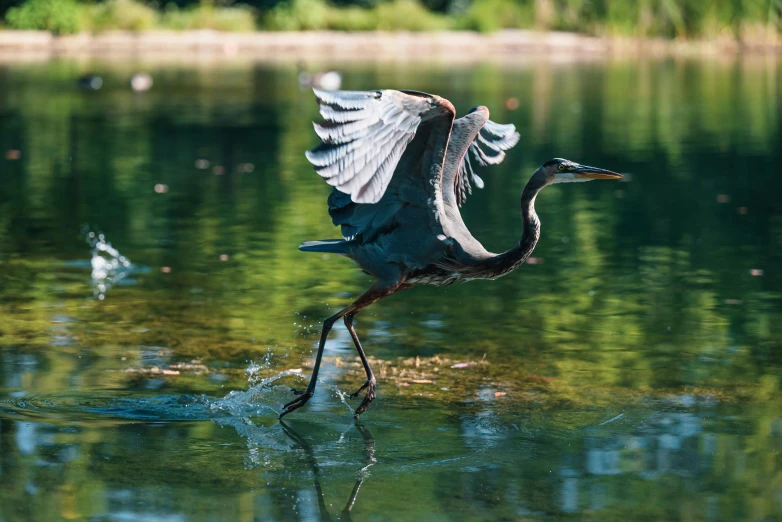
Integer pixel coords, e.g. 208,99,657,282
526,375,556,383
122,367,180,376
122,359,210,377
169,360,210,373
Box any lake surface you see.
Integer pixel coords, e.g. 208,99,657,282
1,55,781,521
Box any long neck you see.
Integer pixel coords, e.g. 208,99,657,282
477,172,546,278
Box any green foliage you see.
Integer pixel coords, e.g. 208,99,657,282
321,4,377,30
89,0,157,32
264,0,448,31
5,0,85,34
1,0,781,37
537,0,782,38
161,4,258,32
373,0,449,30
265,0,330,30
3,0,257,33
455,0,533,32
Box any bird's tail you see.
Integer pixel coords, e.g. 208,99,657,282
299,239,350,254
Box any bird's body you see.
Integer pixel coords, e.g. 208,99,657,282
281,88,621,418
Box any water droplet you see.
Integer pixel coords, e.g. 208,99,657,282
85,229,138,299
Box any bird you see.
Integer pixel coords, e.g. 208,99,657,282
130,73,153,93
297,62,343,91
280,89,622,418
77,75,103,91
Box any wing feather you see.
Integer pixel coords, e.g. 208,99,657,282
305,88,452,205
447,108,520,207
355,133,411,203
460,122,518,205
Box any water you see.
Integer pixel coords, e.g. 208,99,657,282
0,56,781,521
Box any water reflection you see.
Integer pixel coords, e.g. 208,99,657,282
0,55,781,521
1,386,782,520
280,421,375,522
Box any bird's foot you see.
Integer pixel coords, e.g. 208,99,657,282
289,388,307,396
348,379,372,399
350,378,376,416
280,388,314,418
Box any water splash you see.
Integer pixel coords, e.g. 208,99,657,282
87,230,131,300
208,370,301,418
245,349,276,386
73,227,148,300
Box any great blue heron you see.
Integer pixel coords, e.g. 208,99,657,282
281,89,622,418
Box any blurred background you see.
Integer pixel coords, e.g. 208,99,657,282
1,3,782,522
0,0,780,37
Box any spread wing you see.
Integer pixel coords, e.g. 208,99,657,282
449,109,520,207
306,88,455,205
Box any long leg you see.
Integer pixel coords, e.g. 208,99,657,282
344,313,375,415
344,282,413,416
280,279,405,419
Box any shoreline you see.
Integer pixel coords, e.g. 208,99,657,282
0,29,780,63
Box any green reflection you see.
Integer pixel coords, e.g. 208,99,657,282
0,56,781,521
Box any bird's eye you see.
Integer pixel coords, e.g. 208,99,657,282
558,164,566,171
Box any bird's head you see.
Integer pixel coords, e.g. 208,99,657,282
538,158,622,184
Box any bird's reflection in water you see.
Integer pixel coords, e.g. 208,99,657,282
280,421,375,521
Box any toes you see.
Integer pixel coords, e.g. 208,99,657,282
353,385,376,416
349,380,373,400
354,398,372,416
284,393,312,409
280,401,303,419
280,391,313,418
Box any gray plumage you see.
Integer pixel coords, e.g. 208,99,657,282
284,89,622,419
